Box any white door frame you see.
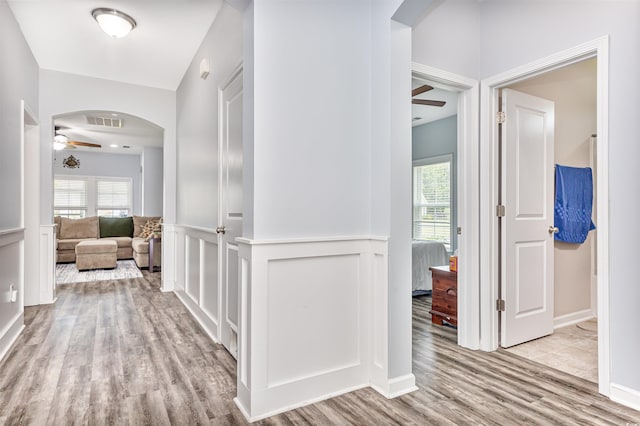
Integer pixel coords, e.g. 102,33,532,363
218,63,243,357
21,100,42,306
479,36,610,395
412,63,480,350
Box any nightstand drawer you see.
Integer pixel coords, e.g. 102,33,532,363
429,265,458,327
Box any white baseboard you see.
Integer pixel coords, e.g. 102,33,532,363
234,383,369,423
371,373,418,399
610,383,640,412
554,309,594,329
0,313,24,363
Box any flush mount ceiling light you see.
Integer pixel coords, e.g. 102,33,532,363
92,8,137,38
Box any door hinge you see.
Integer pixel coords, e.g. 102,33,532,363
496,299,505,312
457,227,462,235
496,204,506,217
496,111,506,124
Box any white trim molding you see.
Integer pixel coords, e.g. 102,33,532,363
160,223,176,293
479,37,610,396
553,309,594,330
39,225,56,304
610,383,640,412
234,236,402,422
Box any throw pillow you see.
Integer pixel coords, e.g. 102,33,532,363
133,215,162,237
138,218,162,240
99,216,134,238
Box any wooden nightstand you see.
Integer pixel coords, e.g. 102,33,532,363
148,237,161,272
429,265,457,326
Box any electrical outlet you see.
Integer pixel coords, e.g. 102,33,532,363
9,283,17,303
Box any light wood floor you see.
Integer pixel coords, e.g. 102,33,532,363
505,318,599,383
1,274,638,425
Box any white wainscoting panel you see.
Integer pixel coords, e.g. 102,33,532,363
201,240,219,321
39,225,56,304
235,236,393,422
267,254,360,388
226,242,240,334
186,235,201,304
173,225,221,344
0,228,25,362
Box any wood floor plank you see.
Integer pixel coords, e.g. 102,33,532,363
0,274,638,425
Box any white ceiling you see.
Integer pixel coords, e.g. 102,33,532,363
55,110,163,155
411,78,458,127
8,0,224,90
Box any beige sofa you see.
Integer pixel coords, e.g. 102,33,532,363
54,215,161,269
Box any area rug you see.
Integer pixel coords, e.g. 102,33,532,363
56,260,143,284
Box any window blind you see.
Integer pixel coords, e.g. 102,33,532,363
97,180,131,209
54,179,88,208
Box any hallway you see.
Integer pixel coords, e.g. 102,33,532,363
0,280,637,424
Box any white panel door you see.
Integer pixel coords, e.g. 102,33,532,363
501,88,555,348
219,68,243,358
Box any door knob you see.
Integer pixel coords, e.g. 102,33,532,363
216,226,226,235
548,226,559,234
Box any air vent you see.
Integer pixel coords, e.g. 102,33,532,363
86,116,124,128
122,145,131,149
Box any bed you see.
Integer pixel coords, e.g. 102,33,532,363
412,240,448,295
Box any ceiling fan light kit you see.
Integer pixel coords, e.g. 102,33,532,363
92,8,136,38
53,126,102,150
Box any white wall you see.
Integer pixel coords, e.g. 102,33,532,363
176,3,242,229
0,1,39,359
53,151,143,216
250,0,372,239
508,59,597,320
477,0,640,396
38,70,176,224
412,0,481,80
141,147,163,216
0,3,39,230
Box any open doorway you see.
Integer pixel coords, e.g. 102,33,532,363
51,110,164,286
410,64,480,350
411,76,459,336
499,58,598,383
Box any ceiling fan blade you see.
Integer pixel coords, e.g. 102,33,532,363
67,140,102,148
411,85,434,97
412,99,446,107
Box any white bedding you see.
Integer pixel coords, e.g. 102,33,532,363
412,240,448,292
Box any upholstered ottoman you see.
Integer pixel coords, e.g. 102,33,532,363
75,239,117,271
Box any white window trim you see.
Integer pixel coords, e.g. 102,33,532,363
54,175,133,217
412,153,453,250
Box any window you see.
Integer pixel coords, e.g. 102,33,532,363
54,176,132,218
54,178,88,218
97,179,132,217
413,155,452,251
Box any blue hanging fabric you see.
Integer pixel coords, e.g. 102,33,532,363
554,164,596,244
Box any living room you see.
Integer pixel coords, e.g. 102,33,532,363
52,110,164,284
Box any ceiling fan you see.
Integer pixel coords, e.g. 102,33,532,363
53,126,102,150
412,84,446,107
